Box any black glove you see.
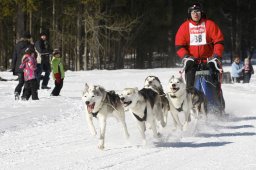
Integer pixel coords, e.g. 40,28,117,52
184,55,195,60
209,54,221,63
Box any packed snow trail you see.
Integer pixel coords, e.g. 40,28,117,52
0,67,256,170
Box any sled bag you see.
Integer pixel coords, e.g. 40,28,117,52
194,70,223,112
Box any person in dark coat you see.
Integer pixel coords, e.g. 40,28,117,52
35,32,52,89
12,31,33,100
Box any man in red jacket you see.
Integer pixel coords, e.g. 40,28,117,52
175,3,224,89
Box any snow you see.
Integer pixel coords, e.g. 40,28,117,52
0,66,256,170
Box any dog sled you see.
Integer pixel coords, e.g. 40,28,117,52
182,58,225,114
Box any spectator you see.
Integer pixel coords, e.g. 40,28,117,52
51,49,65,96
243,57,254,83
35,32,52,89
231,56,244,83
12,31,33,100
19,46,39,100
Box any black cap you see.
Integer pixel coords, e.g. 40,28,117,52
52,48,60,55
40,32,47,36
187,3,206,19
25,45,35,54
22,31,31,39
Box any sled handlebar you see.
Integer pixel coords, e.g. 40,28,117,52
207,58,223,73
180,57,223,74
180,58,194,73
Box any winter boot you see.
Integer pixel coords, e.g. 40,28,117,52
41,85,51,89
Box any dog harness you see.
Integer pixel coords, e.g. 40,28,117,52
175,101,184,112
133,107,147,122
90,91,120,118
169,94,184,112
91,111,99,118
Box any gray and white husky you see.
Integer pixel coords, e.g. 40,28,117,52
119,87,166,144
166,76,207,130
82,83,129,149
144,75,170,124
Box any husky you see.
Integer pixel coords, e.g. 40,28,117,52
144,75,170,124
166,76,207,130
82,83,129,149
188,87,207,118
120,87,166,144
166,76,192,131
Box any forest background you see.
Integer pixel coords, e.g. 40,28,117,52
0,0,255,70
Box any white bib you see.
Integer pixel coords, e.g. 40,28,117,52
189,22,206,46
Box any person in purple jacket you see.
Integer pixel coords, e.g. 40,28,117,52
19,46,39,100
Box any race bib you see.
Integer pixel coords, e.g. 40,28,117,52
189,22,206,46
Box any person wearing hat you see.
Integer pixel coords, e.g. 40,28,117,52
51,49,65,96
175,2,224,89
19,46,39,100
35,31,52,89
175,2,225,113
12,31,33,100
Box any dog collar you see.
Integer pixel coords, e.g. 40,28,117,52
170,95,177,98
133,107,147,122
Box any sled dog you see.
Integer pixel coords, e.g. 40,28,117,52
166,76,193,130
82,83,129,149
166,76,207,130
120,87,166,144
144,75,170,124
188,87,207,118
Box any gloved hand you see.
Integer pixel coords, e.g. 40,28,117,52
209,54,221,63
183,55,195,64
54,73,61,84
184,55,195,60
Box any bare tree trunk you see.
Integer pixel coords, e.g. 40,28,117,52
0,20,3,68
52,0,56,47
83,19,88,70
231,2,237,61
29,11,32,35
136,47,145,69
235,0,242,58
40,10,43,33
16,3,25,39
76,4,83,71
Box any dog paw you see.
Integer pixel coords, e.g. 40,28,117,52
182,123,188,131
172,127,177,131
142,139,147,146
157,132,162,138
161,121,167,128
98,144,104,150
90,131,97,136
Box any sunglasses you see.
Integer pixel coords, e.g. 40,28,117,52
191,10,201,14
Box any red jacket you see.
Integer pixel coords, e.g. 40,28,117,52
175,18,224,59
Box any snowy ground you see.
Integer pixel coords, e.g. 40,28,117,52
0,66,256,170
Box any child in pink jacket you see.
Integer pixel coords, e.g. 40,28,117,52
19,46,39,100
